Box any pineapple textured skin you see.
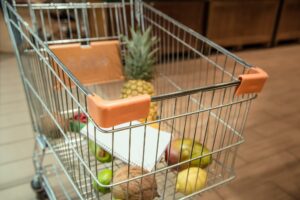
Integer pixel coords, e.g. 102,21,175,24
121,80,157,122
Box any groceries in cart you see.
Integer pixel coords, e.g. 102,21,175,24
79,27,212,197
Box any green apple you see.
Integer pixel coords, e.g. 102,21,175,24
93,169,113,193
89,140,112,163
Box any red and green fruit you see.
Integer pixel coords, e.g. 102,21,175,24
93,169,113,193
165,139,212,170
89,140,112,163
69,113,87,132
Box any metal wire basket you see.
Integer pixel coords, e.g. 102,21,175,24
2,0,268,199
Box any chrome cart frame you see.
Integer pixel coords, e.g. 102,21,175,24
2,0,268,199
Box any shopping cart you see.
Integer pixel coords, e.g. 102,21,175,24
2,0,268,199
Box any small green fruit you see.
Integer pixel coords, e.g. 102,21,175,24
89,140,112,163
93,169,113,193
69,120,85,132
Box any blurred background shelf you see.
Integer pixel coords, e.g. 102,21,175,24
275,0,300,44
1,0,300,53
145,0,300,50
148,0,206,35
206,0,279,48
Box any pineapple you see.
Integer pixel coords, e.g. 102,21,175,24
121,27,158,122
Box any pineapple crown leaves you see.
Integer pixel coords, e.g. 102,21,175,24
122,27,158,81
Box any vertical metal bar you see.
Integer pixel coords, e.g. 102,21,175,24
135,0,141,27
162,97,178,199
122,0,128,36
126,121,133,200
172,95,191,199
92,6,99,38
39,9,47,42
74,8,81,40
68,76,80,185
27,0,39,35
110,126,115,200
2,2,36,132
109,7,115,36
115,4,121,37
140,0,145,31
47,9,54,40
192,90,216,193
130,0,134,27
66,8,73,39
101,6,108,37
118,6,124,35
56,7,63,39
229,100,252,170
83,95,93,200
81,4,90,44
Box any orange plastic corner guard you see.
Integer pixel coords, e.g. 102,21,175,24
235,67,269,96
87,94,151,128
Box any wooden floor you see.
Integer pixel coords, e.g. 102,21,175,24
0,44,300,200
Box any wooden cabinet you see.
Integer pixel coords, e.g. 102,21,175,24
276,0,300,42
146,1,206,54
206,0,280,47
148,1,206,35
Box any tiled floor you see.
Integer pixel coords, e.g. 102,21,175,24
0,53,36,199
0,44,300,200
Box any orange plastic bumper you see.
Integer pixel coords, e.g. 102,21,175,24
87,94,151,128
235,67,269,96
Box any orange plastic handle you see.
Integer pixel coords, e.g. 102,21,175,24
235,67,268,96
87,94,151,128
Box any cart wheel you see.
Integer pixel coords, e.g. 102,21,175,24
31,177,48,200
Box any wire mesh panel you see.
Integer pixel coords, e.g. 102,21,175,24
2,1,264,199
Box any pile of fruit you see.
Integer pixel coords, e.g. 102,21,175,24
166,138,212,195
92,138,212,199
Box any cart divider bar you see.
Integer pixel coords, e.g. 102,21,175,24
93,95,256,133
152,80,240,101
15,2,130,9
